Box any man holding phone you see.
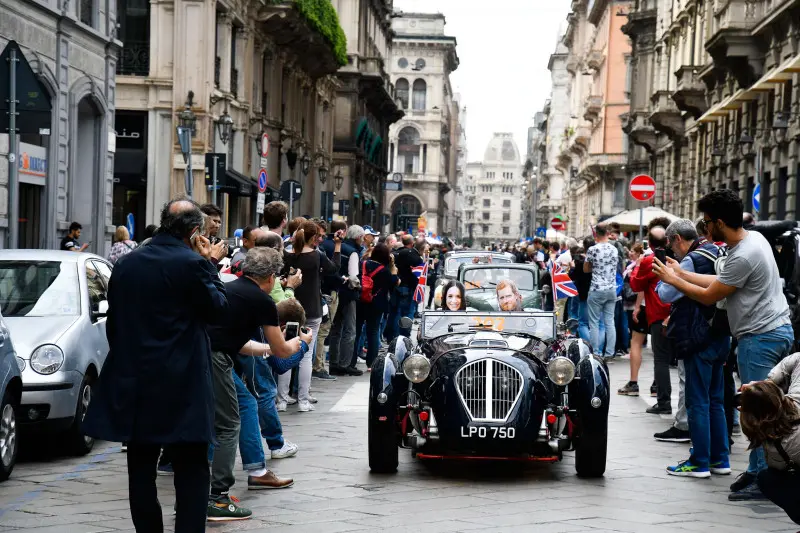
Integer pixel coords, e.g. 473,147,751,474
60,221,90,252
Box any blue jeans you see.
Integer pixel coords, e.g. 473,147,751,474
386,286,416,339
578,299,605,351
587,289,616,357
240,356,284,451
685,337,730,469
233,371,266,471
568,297,579,328
737,324,794,474
353,304,383,368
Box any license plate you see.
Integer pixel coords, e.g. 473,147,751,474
460,426,516,439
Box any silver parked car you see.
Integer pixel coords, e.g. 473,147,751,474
0,250,111,455
0,309,22,481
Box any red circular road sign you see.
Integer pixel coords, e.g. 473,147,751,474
630,174,656,201
551,217,566,231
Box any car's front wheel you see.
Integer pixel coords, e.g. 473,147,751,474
66,377,94,456
0,391,18,482
574,430,607,478
368,358,398,474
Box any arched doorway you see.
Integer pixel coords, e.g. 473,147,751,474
73,96,103,249
391,194,422,233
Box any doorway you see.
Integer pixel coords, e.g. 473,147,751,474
18,183,43,248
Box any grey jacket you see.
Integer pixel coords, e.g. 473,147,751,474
765,353,800,470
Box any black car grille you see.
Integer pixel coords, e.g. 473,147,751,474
455,359,523,421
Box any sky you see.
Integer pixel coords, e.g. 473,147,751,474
393,0,570,161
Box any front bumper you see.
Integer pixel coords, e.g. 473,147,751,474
20,369,83,426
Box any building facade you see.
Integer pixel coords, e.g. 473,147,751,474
453,94,467,242
524,110,548,238
1,0,119,251
385,12,459,236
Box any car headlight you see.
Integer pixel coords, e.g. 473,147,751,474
15,356,25,372
547,356,576,386
30,345,64,375
403,354,431,383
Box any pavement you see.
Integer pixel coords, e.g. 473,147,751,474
1,347,798,533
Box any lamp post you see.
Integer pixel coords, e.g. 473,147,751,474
300,153,311,176
773,112,790,144
176,91,197,197
334,168,344,191
210,106,234,206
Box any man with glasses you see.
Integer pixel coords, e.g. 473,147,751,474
653,189,793,501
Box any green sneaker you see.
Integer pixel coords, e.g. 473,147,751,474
207,495,252,522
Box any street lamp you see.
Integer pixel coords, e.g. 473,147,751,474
300,153,311,176
318,165,329,184
334,168,344,191
216,106,234,145
177,91,197,137
738,129,755,157
176,90,197,197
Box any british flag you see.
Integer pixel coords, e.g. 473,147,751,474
551,262,578,301
412,259,428,303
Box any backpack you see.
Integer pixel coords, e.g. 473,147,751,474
360,262,385,303
692,247,732,337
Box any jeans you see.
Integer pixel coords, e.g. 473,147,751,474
737,324,794,474
587,289,616,357
386,286,416,340
210,351,239,496
240,356,283,451
278,317,321,402
757,468,800,524
724,339,738,437
314,292,339,372
568,297,579,329
614,299,629,352
673,360,688,431
650,321,672,409
578,299,604,350
127,442,209,533
684,337,730,469
328,299,357,369
233,371,265,471
353,303,383,368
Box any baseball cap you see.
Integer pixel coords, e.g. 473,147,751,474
363,225,380,236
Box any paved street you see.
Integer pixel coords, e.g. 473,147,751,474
0,349,798,533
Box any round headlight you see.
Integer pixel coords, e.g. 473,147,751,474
403,354,431,384
15,356,25,372
30,345,64,375
547,356,576,386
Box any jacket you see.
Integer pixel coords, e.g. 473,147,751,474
630,254,671,326
320,237,342,294
337,238,361,302
766,353,800,470
83,233,228,444
396,247,424,289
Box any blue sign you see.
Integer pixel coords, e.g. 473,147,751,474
535,226,546,237
126,213,135,240
753,183,760,212
257,169,268,193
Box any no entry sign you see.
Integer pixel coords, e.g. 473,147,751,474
551,217,566,231
630,174,656,201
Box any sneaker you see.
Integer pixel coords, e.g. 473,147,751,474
248,470,294,490
270,441,299,459
667,458,711,478
312,370,337,381
345,366,364,376
307,395,318,404
730,471,756,492
650,384,657,397
617,381,640,396
728,482,768,501
298,400,315,412
329,366,348,376
276,400,287,412
286,397,298,406
157,463,174,476
207,495,252,521
710,458,731,475
732,424,742,436
654,427,691,443
646,403,672,415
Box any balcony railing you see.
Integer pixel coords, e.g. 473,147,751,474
214,56,221,87
230,68,238,98
117,40,150,76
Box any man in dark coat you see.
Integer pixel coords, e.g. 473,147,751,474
83,198,228,533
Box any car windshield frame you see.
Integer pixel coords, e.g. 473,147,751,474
0,260,82,317
421,311,555,341
445,254,512,276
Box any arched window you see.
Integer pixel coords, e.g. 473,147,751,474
397,126,421,174
412,79,426,110
395,78,409,110
391,195,423,233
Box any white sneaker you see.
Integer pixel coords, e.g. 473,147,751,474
276,400,287,412
307,395,318,404
287,397,298,405
298,400,315,412
270,441,299,459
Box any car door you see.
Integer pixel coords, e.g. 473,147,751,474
83,259,110,371
89,260,111,366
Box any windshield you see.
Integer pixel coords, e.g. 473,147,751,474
445,254,512,276
463,267,536,291
421,311,555,341
0,261,81,317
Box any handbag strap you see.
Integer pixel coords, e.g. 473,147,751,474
774,440,798,471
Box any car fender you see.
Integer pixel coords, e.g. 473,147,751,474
570,355,610,433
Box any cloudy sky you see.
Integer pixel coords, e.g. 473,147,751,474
393,0,569,160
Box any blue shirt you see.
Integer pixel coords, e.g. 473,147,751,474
656,255,695,304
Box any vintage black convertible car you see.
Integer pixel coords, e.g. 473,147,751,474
368,311,610,477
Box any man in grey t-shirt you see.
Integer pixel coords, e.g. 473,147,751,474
652,189,794,502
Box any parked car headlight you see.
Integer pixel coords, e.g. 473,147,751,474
403,354,431,383
15,356,25,372
547,356,576,386
30,345,64,375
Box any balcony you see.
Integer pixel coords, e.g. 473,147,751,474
230,68,238,98
566,54,580,74
704,0,762,88
214,56,221,88
570,125,591,156
649,91,683,138
622,110,657,153
583,95,603,122
586,49,604,72
672,66,708,119
117,40,150,76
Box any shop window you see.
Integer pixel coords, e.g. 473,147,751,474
503,227,509,235
116,0,150,75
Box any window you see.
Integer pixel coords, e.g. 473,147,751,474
412,79,427,110
85,262,108,314
502,227,509,235
482,225,489,233
613,179,624,207
503,213,510,222
483,199,490,207
396,78,409,109
398,58,408,68
503,200,511,208
482,212,490,220
467,211,474,220
230,25,238,97
397,126,421,173
422,144,427,173
0,261,80,317
80,0,94,26
415,58,426,70
116,0,151,76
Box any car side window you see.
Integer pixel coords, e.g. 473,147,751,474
91,260,112,289
85,261,108,313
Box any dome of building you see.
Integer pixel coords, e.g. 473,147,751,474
483,133,520,164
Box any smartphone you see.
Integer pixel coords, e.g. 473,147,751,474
284,321,300,340
654,249,667,264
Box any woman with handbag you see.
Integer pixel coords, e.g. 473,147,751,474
352,243,398,370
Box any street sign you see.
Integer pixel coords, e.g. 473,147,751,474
259,156,268,168
535,226,546,237
339,199,351,218
256,192,266,215
261,133,270,158
126,213,135,240
753,183,761,212
257,168,268,193
279,180,302,202
551,217,566,231
630,174,656,201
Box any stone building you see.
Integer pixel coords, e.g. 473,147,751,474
385,12,460,236
524,110,548,238
453,94,467,242
0,0,119,251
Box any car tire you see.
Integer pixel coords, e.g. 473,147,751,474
368,359,398,474
574,431,607,478
66,377,94,456
0,391,18,482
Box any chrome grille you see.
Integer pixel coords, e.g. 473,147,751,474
455,359,523,421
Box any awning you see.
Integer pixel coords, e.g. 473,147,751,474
223,169,255,197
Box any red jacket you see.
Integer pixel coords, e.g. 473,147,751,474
630,255,670,326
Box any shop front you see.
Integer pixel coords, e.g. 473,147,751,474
113,111,148,241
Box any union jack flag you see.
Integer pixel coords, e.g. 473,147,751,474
551,262,578,301
412,258,428,303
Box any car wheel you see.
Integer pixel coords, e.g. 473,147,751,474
0,392,18,482
368,359,398,474
67,377,94,456
574,431,607,478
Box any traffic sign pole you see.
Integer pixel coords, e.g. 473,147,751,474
639,206,644,243
7,46,18,249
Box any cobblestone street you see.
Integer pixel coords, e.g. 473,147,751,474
0,351,798,533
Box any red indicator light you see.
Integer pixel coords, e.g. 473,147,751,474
419,411,429,422
546,414,557,425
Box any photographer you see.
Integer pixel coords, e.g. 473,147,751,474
740,353,800,523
